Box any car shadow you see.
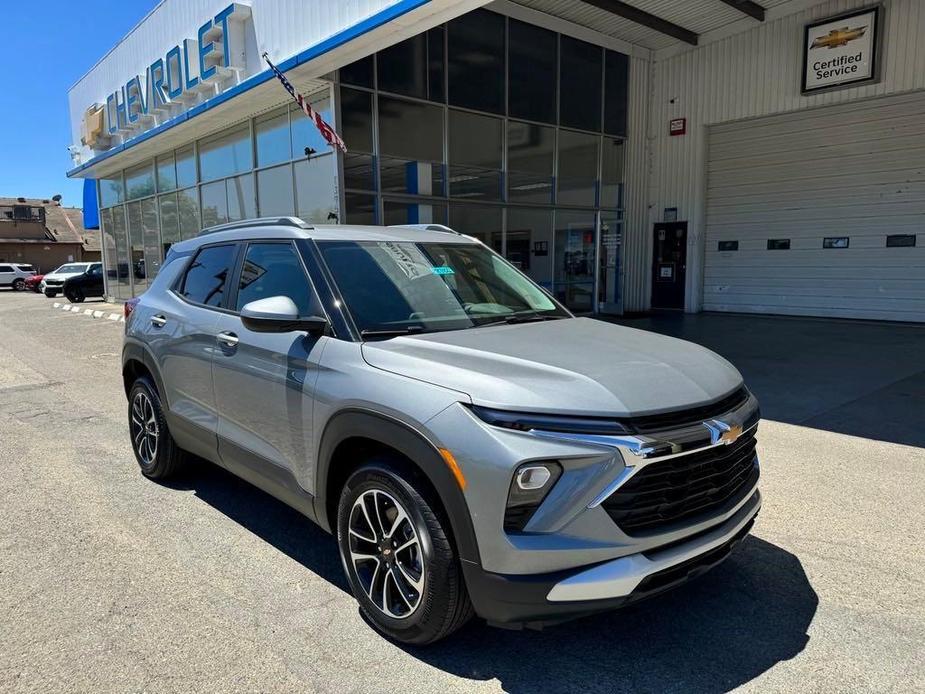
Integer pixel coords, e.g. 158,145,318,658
163,461,816,693
162,458,350,593
403,535,816,693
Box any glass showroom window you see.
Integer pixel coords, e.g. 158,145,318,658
507,121,555,204
257,164,295,217
449,203,502,251
110,205,132,300
448,110,503,201
558,130,600,207
554,209,596,312
156,153,178,192
177,187,200,239
560,37,603,133
99,175,124,208
125,161,156,201
506,207,554,289
127,202,148,293
176,145,197,188
159,193,180,257
447,9,505,114
378,95,444,196
340,87,376,192
255,107,291,168
508,19,557,124
295,156,337,223
199,123,252,182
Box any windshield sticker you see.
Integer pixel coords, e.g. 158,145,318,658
431,266,455,276
379,242,431,280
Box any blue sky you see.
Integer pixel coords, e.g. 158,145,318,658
0,1,156,207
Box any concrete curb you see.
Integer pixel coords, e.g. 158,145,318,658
52,302,124,323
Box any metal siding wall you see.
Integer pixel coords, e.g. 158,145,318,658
621,55,651,312
639,0,925,313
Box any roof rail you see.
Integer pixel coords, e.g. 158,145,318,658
199,216,312,236
389,223,463,235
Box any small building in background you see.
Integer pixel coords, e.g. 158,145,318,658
0,197,97,273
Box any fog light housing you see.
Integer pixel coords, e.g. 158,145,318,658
504,461,562,533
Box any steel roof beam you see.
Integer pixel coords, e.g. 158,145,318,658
718,0,766,21
579,0,699,46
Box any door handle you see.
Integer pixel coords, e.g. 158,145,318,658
150,314,167,327
217,331,239,347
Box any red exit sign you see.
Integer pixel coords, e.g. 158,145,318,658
669,117,687,136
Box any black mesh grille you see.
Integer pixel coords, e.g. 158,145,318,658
602,429,758,535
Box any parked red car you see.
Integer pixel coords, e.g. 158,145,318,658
24,274,44,293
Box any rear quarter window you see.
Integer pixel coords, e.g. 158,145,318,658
178,244,236,307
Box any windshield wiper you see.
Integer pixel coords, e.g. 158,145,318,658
473,313,567,328
360,325,428,338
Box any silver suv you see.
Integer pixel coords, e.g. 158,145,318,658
123,217,761,644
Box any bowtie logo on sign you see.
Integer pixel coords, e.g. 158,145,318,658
82,3,251,151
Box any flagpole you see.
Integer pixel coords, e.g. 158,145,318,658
262,52,347,153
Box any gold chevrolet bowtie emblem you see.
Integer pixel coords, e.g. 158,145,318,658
811,26,867,50
704,419,743,446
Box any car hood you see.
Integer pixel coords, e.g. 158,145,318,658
44,271,85,281
361,317,743,416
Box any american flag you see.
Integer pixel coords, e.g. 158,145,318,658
263,52,347,153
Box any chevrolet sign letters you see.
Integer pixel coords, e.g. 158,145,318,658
83,3,250,150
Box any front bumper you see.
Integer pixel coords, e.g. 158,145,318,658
463,489,760,627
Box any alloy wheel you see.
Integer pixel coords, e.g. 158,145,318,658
130,392,159,465
348,489,425,619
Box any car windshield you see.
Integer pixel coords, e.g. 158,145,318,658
318,240,569,336
53,263,89,274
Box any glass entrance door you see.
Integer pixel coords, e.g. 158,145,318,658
554,209,596,312
598,212,622,314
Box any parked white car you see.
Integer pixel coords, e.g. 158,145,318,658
0,263,36,291
40,263,92,298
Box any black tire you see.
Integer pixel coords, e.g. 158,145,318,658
32,284,41,293
337,461,473,644
44,289,57,298
127,377,185,480
66,287,85,303
12,278,25,291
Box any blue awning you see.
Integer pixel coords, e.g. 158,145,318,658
82,178,99,229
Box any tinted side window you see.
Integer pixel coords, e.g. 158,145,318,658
180,244,236,307
236,243,314,315
0,265,13,272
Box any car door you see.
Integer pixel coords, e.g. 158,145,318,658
212,240,329,492
148,242,238,462
87,263,105,295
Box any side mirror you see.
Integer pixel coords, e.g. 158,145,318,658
240,296,329,336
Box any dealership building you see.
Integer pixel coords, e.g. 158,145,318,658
67,0,924,321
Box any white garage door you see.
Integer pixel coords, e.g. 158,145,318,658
704,91,925,322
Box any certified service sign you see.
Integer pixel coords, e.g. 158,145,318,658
802,6,882,94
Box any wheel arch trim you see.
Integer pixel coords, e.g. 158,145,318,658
314,408,481,565
122,338,169,409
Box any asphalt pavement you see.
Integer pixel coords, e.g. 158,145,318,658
0,289,922,693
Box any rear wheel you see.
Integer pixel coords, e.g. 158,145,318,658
337,461,473,644
66,287,85,303
128,377,185,480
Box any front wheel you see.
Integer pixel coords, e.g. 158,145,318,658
128,377,186,480
12,278,25,291
44,289,57,298
66,287,85,303
337,462,473,644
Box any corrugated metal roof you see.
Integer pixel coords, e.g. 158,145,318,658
510,0,799,50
